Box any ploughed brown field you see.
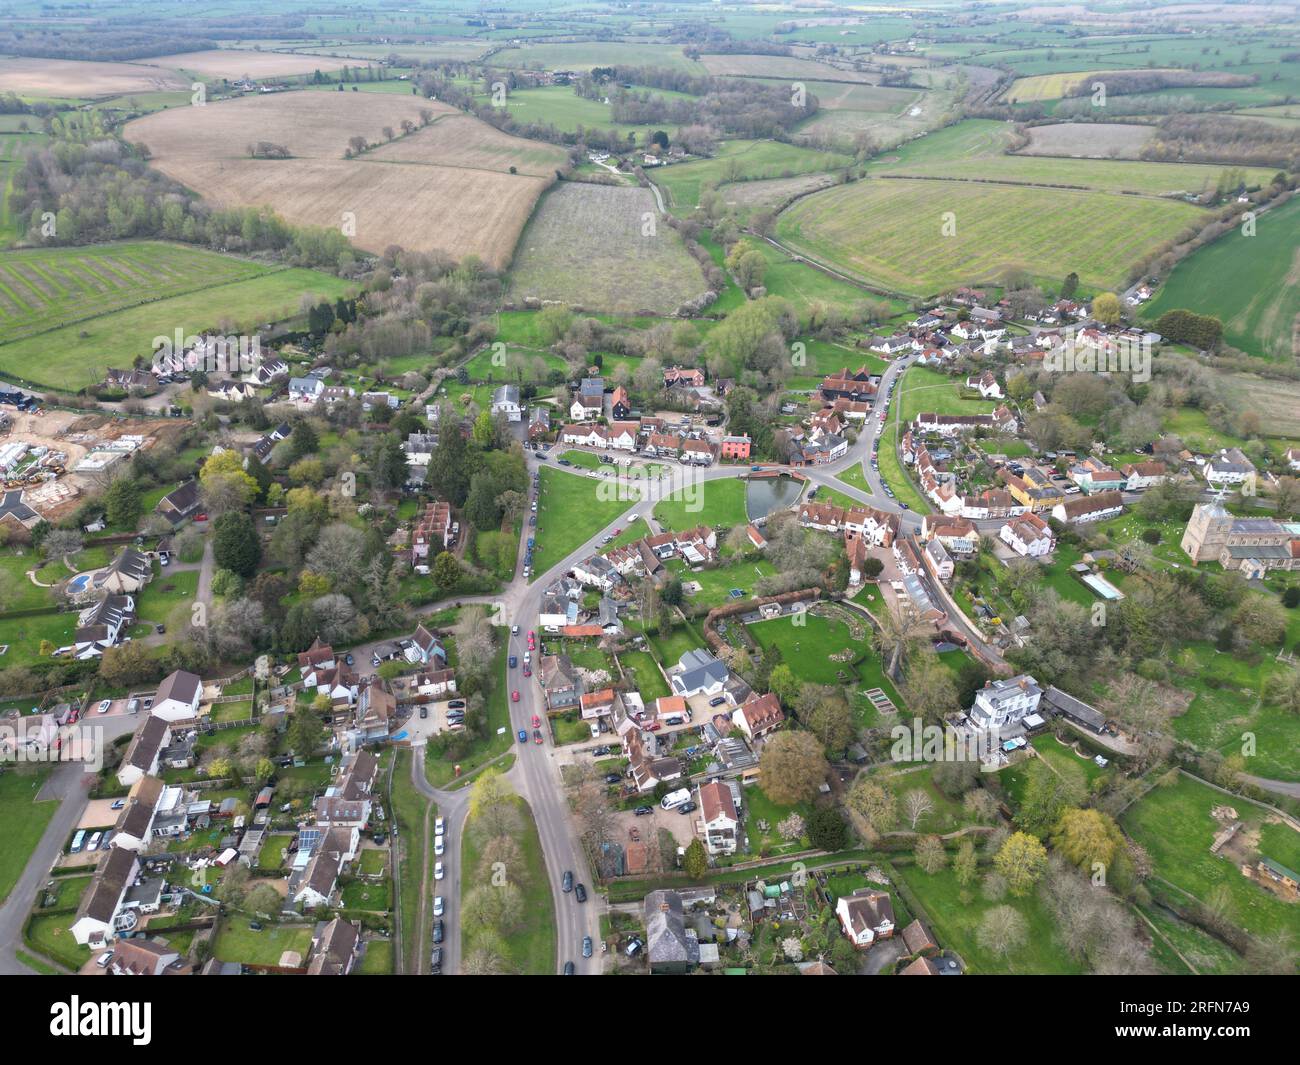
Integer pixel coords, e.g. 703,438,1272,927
139,49,351,80
0,57,188,97
123,92,561,267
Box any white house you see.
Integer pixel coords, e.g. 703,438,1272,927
697,780,739,856
835,889,895,949
150,670,203,722
968,675,1042,730
117,717,170,788
492,384,522,422
669,649,728,698
607,421,639,451
288,376,325,405
71,846,139,946
1000,513,1054,557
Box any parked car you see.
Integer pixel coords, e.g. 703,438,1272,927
582,936,593,958
434,862,444,880
574,883,587,903
249,921,263,931
634,806,653,816
435,817,444,835
603,773,622,785
344,653,354,667
592,745,611,757
110,799,126,810
434,836,445,856
432,919,444,944
677,802,698,814
563,961,575,975
97,699,112,714
419,706,428,720
430,947,442,973
562,871,573,892
448,700,466,710
96,950,114,969
433,895,444,917
708,696,726,707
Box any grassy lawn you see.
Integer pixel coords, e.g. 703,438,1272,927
257,834,292,872
26,912,90,970
1122,773,1300,942
0,549,56,610
873,763,984,833
358,847,389,876
680,556,776,609
742,783,812,855
212,920,313,966
653,477,748,531
390,750,433,972
646,622,709,672
532,466,629,580
358,937,394,974
341,877,393,911
748,611,901,728
424,642,512,787
893,861,1083,974
0,610,79,667
460,793,556,974
617,649,670,700
134,568,200,626
0,766,58,903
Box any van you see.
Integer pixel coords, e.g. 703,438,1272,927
70,830,86,854
127,699,140,715
660,788,691,810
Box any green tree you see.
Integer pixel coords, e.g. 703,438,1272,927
683,838,708,878
994,832,1049,896
432,550,461,590
212,511,261,577
104,478,142,529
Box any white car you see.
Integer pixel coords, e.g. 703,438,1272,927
511,625,519,635
97,699,112,714
95,950,114,969
433,895,444,917
434,836,445,856
435,816,445,836
434,862,444,881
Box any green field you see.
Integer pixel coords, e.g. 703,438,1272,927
532,466,630,580
654,139,854,211
486,41,702,73
0,242,273,344
0,767,58,903
0,259,352,389
1143,194,1300,361
652,477,748,531
460,792,556,974
1122,773,1300,944
776,177,1203,295
0,132,47,244
509,183,706,315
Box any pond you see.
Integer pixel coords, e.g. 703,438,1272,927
745,475,804,521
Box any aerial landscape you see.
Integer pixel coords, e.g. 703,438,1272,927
0,0,1298,998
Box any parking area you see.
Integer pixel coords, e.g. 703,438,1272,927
391,694,463,743
610,799,698,852
78,798,123,830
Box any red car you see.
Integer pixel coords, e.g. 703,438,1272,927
644,721,661,732
527,630,536,641
511,690,520,702
194,513,209,522
531,714,542,729
533,729,543,745
523,665,532,678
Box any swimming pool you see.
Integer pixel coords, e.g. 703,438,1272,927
67,573,91,595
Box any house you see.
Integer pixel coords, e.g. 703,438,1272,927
118,717,171,787
965,370,1002,398
406,623,448,666
1286,448,1300,472
1000,512,1055,557
74,594,136,658
901,918,938,957
719,435,751,461
155,480,202,527
540,655,582,712
306,917,361,975
573,554,621,591
643,890,699,973
681,439,713,466
746,525,767,551
644,432,683,458
625,726,683,792
1069,459,1125,495
112,775,164,851
104,368,160,395
580,689,616,721
298,637,335,673
151,670,202,722
607,421,640,451
1121,460,1169,491
1051,490,1124,524
669,649,728,698
71,846,139,946
923,537,954,581
354,682,395,742
571,377,605,419
835,888,895,948
528,405,551,439
663,367,705,389
610,385,632,419
412,501,453,560
94,546,153,595
560,423,607,449
1042,685,1106,733
732,692,784,740
207,380,258,402
697,780,740,856
1204,447,1256,490
293,827,358,908
491,384,522,421
968,674,1043,730
105,937,188,976
819,366,877,403
247,356,289,387
288,376,325,404
412,668,457,700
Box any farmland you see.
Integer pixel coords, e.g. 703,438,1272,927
508,184,707,315
0,242,275,345
0,57,186,99
124,92,557,268
486,41,702,73
0,132,46,245
367,113,568,177
1004,70,1182,103
1018,122,1155,159
653,139,854,212
775,177,1202,295
698,54,879,83
0,265,351,389
139,50,352,81
1142,194,1300,361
